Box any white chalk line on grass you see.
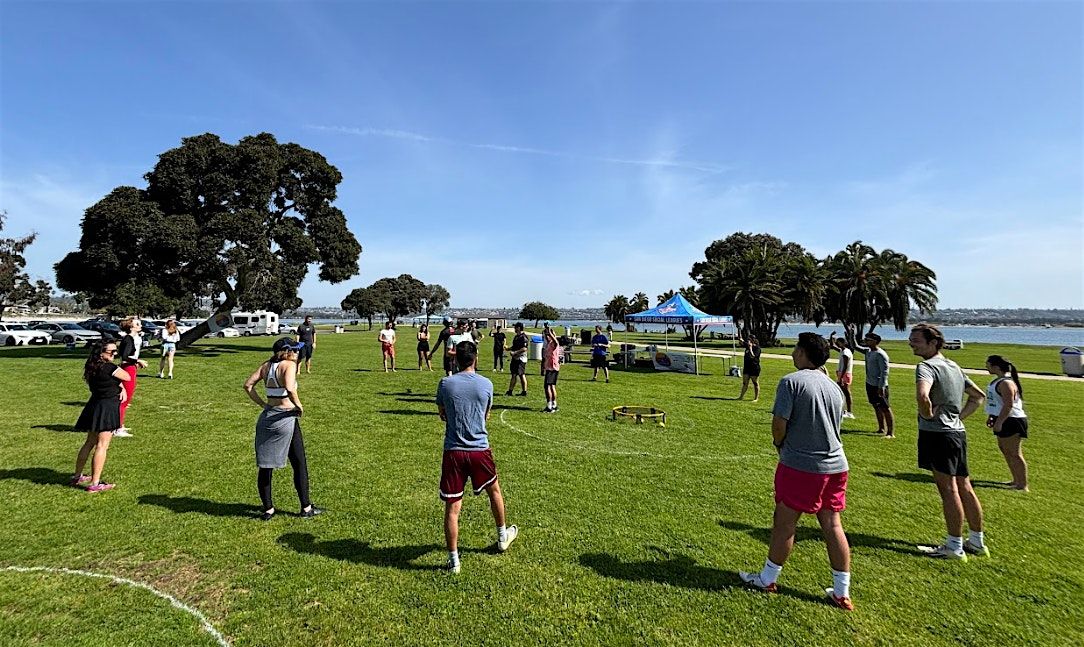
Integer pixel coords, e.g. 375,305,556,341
2,565,230,647
498,410,770,462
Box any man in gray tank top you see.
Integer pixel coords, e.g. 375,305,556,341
909,323,988,561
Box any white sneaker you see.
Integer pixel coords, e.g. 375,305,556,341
113,428,133,438
446,557,461,574
918,544,967,560
843,412,856,419
497,525,519,552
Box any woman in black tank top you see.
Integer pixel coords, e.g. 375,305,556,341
71,341,131,492
417,324,432,371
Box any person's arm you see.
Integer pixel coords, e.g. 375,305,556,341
282,362,303,414
243,364,268,408
438,404,447,422
916,379,935,419
311,326,316,349
961,379,985,421
112,367,131,382
771,416,788,450
436,380,447,421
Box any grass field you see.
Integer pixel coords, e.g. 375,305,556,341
1,330,1083,646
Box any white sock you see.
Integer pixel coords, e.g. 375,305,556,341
946,535,963,552
968,530,985,548
497,525,507,541
759,559,783,585
831,569,851,599
448,550,459,563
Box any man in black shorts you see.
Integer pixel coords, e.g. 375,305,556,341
505,322,529,397
428,319,456,376
855,332,894,437
491,326,507,373
295,316,316,375
909,323,988,560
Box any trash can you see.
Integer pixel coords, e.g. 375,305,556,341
1060,347,1084,377
334,325,344,334
529,335,544,361
580,329,593,346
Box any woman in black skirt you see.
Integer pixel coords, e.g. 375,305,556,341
72,341,131,492
737,336,762,402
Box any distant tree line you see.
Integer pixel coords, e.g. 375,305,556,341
341,276,450,329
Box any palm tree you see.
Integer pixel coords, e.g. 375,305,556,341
631,292,649,313
656,289,676,305
603,294,631,324
700,246,784,344
824,241,879,342
875,250,938,330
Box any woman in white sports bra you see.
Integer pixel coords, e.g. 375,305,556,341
244,337,323,520
984,355,1029,491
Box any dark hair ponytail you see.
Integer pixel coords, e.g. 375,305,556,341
987,354,1023,397
84,342,106,383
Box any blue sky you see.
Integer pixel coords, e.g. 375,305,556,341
2,1,1081,310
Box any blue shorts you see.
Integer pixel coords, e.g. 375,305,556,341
161,342,177,355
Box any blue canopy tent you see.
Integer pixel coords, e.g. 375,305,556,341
623,294,734,375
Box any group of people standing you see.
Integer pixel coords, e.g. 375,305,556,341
739,323,1031,610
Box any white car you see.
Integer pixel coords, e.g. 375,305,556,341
280,324,298,335
205,326,241,338
0,323,53,346
33,322,103,345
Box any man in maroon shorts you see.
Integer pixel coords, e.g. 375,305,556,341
436,340,518,573
740,332,854,610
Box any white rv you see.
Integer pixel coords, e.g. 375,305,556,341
231,311,280,336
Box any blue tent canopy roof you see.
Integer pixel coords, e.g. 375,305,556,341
623,294,733,325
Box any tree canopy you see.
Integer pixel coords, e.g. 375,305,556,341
341,286,384,330
603,295,630,323
0,211,44,320
368,274,427,323
55,133,362,345
630,292,649,313
519,301,559,327
423,283,451,323
692,232,937,344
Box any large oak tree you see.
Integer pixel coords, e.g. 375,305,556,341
56,133,362,346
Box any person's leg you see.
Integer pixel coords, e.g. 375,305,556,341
258,468,274,512
884,407,895,437
998,435,1028,490
485,479,506,528
932,470,965,538
520,374,528,394
767,501,802,566
874,407,886,434
89,431,112,484
167,350,175,378
738,375,750,399
119,366,137,425
603,365,610,381
159,352,166,378
306,357,312,374
956,476,983,533
286,422,312,511
841,383,853,413
74,431,97,476
816,509,851,573
751,376,760,401
444,498,463,553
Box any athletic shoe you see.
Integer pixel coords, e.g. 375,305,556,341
517,391,528,397
551,406,559,413
541,407,553,414
738,571,777,593
497,525,519,552
447,557,461,574
842,412,856,419
158,372,164,379
299,506,324,518
260,510,276,522
70,474,91,486
505,390,513,396
85,482,115,493
113,429,133,438
825,587,854,611
963,540,990,557
918,544,967,560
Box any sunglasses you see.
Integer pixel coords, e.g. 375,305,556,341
103,349,117,355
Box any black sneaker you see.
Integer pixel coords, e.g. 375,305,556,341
505,390,513,396
260,510,276,522
300,506,324,518
518,391,528,397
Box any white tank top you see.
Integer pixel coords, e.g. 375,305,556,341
984,377,1026,418
264,361,288,398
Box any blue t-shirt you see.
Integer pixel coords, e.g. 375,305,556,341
591,334,609,357
435,372,494,451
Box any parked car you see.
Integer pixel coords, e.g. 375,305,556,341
79,320,122,341
140,319,161,337
280,324,298,335
0,323,52,346
205,326,241,338
33,322,102,345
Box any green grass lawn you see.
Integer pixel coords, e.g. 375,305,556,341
1,332,1082,646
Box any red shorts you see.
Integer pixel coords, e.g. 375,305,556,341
382,342,395,357
774,463,848,514
440,449,497,500
837,373,852,386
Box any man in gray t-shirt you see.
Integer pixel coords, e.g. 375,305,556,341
435,340,518,573
855,331,895,437
909,324,988,561
741,333,854,610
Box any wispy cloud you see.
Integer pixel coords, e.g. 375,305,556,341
304,124,730,173
567,289,605,297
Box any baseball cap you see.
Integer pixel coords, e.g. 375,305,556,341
273,337,305,353
863,332,882,343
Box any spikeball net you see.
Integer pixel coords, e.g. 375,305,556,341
611,405,667,426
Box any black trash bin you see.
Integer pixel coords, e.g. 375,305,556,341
581,329,593,345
